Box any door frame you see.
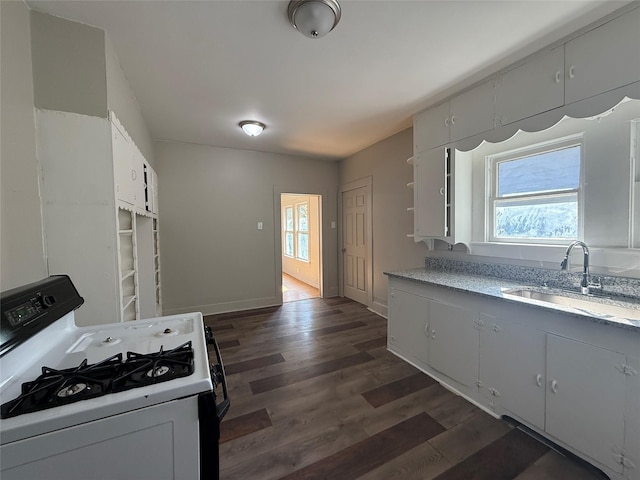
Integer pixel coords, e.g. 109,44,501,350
274,186,325,305
339,176,373,308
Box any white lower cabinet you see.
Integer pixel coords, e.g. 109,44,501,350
387,276,639,480
428,300,479,389
388,288,429,368
478,315,546,430
546,334,627,475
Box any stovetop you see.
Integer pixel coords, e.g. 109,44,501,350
0,312,213,445
1,341,195,419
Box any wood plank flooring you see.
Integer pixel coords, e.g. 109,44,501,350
282,273,319,303
205,297,609,480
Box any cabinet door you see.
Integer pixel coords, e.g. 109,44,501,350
414,102,450,153
478,315,546,429
131,147,146,210
388,288,429,367
495,47,565,126
565,8,640,104
450,80,495,142
414,149,446,238
112,126,134,206
428,300,479,388
546,335,626,474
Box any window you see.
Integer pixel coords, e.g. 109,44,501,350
488,136,583,243
283,201,309,261
296,203,309,261
284,206,294,257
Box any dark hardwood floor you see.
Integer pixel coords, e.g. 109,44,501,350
205,297,607,480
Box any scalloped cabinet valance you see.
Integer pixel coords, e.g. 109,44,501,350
414,6,640,155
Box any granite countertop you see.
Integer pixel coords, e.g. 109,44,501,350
385,267,640,332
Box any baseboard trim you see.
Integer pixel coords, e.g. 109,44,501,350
162,296,281,317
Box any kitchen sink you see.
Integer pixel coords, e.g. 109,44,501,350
502,288,640,321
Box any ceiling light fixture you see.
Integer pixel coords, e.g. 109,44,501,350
287,0,341,39
239,121,266,137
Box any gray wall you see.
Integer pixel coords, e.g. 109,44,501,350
155,141,339,315
1,0,47,290
30,10,108,118
340,128,430,315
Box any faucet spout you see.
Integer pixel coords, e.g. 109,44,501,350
560,241,590,294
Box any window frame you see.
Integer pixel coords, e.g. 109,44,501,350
282,201,310,263
485,134,585,245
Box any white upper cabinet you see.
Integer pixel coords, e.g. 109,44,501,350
565,7,640,105
449,80,496,142
111,113,155,215
414,102,450,153
414,147,472,247
495,47,565,126
130,145,146,210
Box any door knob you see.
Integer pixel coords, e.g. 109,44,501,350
341,248,346,253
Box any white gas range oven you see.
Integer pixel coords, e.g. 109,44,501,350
0,275,229,480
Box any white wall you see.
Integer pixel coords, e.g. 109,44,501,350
105,36,155,166
340,128,430,315
0,0,47,290
154,141,339,316
281,194,321,289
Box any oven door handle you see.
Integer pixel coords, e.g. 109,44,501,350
204,326,230,420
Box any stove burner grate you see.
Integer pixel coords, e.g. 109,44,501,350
0,342,194,419
0,355,122,419
113,342,194,392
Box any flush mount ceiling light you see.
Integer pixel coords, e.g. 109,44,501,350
239,121,266,137
288,0,341,39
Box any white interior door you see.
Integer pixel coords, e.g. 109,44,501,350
342,185,369,305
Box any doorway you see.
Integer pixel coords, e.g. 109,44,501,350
281,193,321,303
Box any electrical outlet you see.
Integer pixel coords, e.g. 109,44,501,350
257,222,263,230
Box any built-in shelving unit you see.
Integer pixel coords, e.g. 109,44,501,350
117,208,139,322
406,156,415,239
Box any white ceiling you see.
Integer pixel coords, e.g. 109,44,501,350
26,0,633,160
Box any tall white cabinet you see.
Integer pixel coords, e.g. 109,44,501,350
37,109,161,326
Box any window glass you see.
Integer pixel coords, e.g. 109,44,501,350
497,146,581,197
297,233,309,261
286,207,294,231
285,232,294,257
297,204,308,232
490,139,582,243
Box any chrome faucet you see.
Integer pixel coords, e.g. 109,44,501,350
560,241,599,294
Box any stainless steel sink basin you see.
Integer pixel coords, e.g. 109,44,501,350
502,288,640,321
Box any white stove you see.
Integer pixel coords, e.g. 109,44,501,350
0,276,229,480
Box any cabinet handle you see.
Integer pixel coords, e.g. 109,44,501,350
424,323,429,336
536,374,543,387
431,329,436,339
444,117,449,127
131,169,137,181
492,324,502,332
568,65,575,79
555,71,561,83
439,187,444,196
551,379,559,393
450,115,456,125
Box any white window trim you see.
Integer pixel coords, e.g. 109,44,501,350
485,133,585,245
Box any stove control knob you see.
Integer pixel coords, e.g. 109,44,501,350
41,295,56,308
